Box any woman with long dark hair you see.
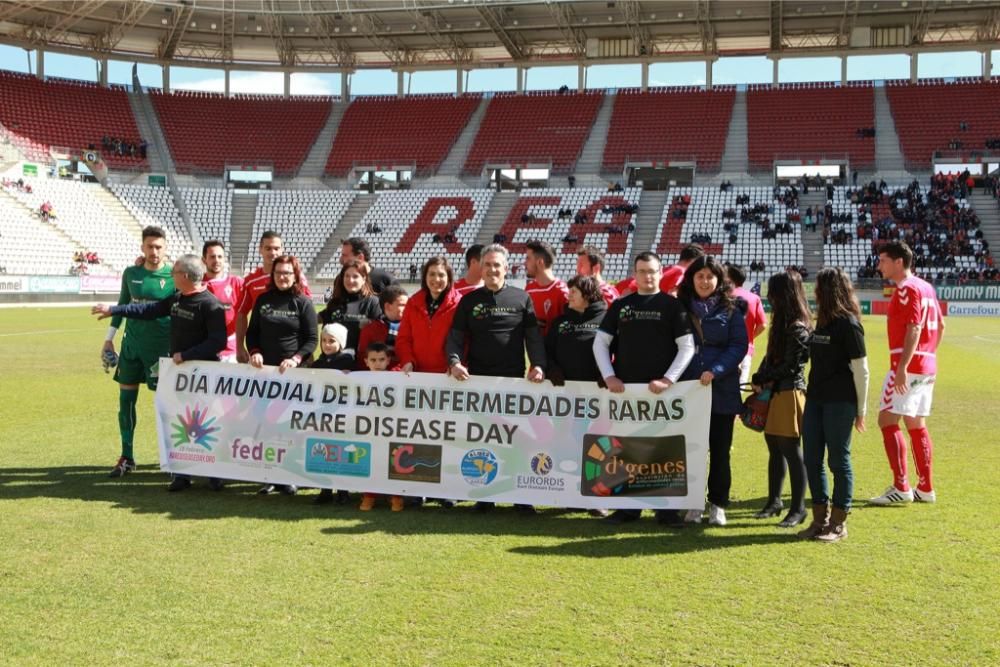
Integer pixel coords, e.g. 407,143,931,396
799,268,869,542
396,256,461,375
319,259,380,358
751,270,812,527
677,256,748,526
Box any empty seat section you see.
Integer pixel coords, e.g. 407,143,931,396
651,187,803,286
0,71,146,170
316,189,493,280
886,79,1000,169
151,92,330,176
602,88,735,173
179,188,233,259
325,95,481,177
0,187,83,275
252,190,356,275
111,184,194,258
746,83,875,172
464,91,604,175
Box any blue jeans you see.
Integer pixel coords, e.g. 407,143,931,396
802,400,856,510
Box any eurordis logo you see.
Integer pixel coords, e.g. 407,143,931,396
168,405,219,463
461,448,498,486
581,434,687,497
388,443,442,484
516,452,566,492
305,438,371,477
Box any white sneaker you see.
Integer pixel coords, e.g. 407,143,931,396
708,504,727,526
684,508,704,523
913,488,936,503
869,485,914,506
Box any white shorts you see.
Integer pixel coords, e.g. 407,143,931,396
879,370,935,417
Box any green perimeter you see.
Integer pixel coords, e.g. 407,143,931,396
1,309,998,665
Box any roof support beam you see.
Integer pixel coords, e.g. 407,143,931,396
475,3,526,61
156,2,195,60
620,0,652,56
409,8,473,65
91,0,151,53
264,0,296,68
548,1,587,58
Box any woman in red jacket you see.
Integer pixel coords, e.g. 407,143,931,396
397,256,462,374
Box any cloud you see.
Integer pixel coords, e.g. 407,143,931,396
174,71,335,96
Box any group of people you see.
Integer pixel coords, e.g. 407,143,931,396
99,135,147,160
92,228,944,542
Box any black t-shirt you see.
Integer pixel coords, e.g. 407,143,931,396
598,291,692,383
319,293,381,352
247,288,318,365
446,284,545,378
807,315,866,403
112,289,226,361
545,300,606,382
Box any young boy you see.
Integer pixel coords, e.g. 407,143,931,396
359,342,404,512
356,284,407,369
312,323,355,371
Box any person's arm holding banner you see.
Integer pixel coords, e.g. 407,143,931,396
446,298,470,381
246,300,264,369
522,293,546,384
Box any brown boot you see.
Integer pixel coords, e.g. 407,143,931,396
797,503,830,539
815,507,848,542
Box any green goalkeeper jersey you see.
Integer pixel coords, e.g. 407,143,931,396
111,264,174,358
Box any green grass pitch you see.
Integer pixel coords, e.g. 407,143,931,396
1,307,998,665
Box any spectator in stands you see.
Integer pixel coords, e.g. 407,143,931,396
320,260,381,357
751,271,812,529
356,284,408,370
677,256,748,527
236,230,311,363
408,263,418,281
447,244,545,515
576,246,620,307
247,254,316,497
340,237,398,295
453,244,484,295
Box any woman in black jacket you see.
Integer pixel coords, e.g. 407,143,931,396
319,259,381,357
545,276,607,384
751,270,812,527
247,255,317,496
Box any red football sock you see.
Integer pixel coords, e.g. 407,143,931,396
908,427,934,493
881,424,910,491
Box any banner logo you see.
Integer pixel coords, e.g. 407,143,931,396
530,452,553,476
517,451,565,491
388,443,442,483
305,438,371,477
581,434,688,497
461,448,498,486
170,405,220,450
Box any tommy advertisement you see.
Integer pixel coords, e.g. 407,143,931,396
154,361,711,509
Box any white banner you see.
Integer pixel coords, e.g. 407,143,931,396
154,361,711,509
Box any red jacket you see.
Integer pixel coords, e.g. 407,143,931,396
395,287,461,373
356,318,403,370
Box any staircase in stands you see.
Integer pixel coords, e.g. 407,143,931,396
435,97,491,182
632,189,669,256
474,191,519,248
970,191,1000,257
719,90,750,177
230,193,258,275
798,191,827,277
310,193,376,280
573,91,616,187
298,101,347,179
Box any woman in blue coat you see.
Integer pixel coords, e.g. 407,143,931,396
677,255,749,526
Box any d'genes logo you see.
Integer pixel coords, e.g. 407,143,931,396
582,434,688,497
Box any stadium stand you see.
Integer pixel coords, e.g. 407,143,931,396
652,186,803,285
0,71,146,170
110,183,194,258
179,187,233,255
150,91,331,176
885,78,1000,169
826,179,988,282
316,189,493,280
4,178,140,272
0,189,82,275
463,91,604,175
494,187,641,282
252,189,356,274
602,87,735,173
324,95,481,177
746,82,876,172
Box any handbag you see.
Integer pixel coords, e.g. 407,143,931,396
739,383,771,432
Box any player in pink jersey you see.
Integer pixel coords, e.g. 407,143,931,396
202,240,244,362
726,263,768,385
871,241,945,505
235,231,310,362
453,244,484,296
524,240,568,337
575,245,620,307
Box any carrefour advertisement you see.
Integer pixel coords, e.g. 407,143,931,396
154,361,711,509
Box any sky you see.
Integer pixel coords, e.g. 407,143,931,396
0,43,995,95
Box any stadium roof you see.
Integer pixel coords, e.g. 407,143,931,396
0,0,998,72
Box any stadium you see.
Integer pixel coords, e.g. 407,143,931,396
0,1,998,664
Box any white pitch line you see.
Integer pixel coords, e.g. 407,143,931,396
973,334,1000,343
0,327,93,337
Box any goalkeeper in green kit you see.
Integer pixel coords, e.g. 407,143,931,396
101,226,173,478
